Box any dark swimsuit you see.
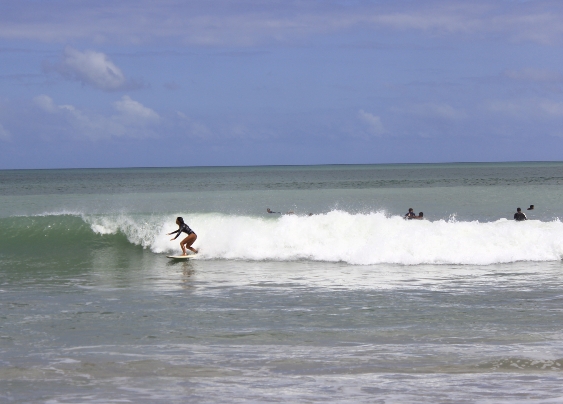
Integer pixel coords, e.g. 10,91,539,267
514,212,527,221
170,223,195,239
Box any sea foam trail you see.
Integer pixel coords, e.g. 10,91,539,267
85,211,563,266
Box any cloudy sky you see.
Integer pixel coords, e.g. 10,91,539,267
1,0,563,169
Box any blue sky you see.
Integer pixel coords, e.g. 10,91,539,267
1,0,563,168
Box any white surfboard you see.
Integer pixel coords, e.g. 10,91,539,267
167,255,200,260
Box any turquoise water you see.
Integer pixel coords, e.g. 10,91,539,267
1,163,563,402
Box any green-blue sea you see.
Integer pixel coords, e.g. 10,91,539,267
1,162,563,402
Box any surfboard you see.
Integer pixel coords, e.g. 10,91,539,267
167,255,200,260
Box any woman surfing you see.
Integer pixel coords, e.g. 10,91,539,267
168,217,198,255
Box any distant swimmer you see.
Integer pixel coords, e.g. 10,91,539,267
412,212,424,220
527,205,534,210
267,208,294,215
168,217,198,255
405,208,416,219
514,208,528,221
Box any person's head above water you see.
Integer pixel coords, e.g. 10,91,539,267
418,212,423,217
408,208,413,212
267,208,273,213
516,208,521,212
527,205,534,210
176,217,184,225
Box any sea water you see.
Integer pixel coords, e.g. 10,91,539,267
1,163,563,402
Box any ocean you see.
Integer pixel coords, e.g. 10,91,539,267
1,162,563,402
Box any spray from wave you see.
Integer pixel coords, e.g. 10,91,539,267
82,210,563,265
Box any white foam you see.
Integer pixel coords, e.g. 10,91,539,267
85,214,168,249
85,211,563,265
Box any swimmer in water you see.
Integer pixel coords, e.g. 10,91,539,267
514,208,527,221
405,208,416,219
413,212,424,220
267,208,294,215
168,216,198,255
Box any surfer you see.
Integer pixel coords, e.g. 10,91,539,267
405,208,416,219
514,208,527,221
168,217,198,255
412,212,424,220
527,205,534,210
267,208,280,214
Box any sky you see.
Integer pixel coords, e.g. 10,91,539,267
1,0,563,169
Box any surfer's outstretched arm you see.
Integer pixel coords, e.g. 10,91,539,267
168,228,181,239
169,228,181,240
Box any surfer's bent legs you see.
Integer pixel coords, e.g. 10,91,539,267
180,233,198,255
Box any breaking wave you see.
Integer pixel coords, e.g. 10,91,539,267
2,211,563,265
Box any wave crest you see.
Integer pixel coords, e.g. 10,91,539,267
85,210,563,265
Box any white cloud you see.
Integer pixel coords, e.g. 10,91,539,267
358,110,386,136
487,98,563,118
503,68,562,82
371,5,485,34
33,94,160,139
369,3,563,45
2,1,563,46
501,12,563,45
0,123,11,141
34,94,86,115
33,94,58,113
46,47,140,91
114,95,160,123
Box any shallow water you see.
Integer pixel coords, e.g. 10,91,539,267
1,163,563,402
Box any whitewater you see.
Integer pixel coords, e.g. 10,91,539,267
2,163,563,403
82,211,563,265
